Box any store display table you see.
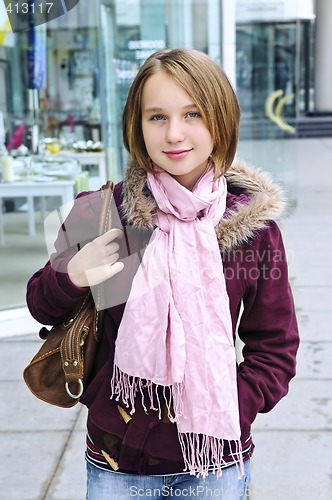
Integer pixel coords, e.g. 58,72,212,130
0,179,75,245
56,151,107,183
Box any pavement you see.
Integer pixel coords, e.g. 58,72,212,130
0,137,332,500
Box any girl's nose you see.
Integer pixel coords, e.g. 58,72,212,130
165,119,185,143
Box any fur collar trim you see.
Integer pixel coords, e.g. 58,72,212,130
121,159,287,252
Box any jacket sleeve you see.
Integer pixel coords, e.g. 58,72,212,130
236,221,299,440
26,191,101,325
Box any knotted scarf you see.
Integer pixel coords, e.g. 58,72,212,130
111,166,243,478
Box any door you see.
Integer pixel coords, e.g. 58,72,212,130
236,22,297,121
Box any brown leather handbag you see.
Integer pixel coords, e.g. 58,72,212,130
23,181,114,408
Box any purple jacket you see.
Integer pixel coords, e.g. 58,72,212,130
26,160,299,474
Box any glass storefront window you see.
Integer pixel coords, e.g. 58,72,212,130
235,0,315,137
236,22,298,122
1,1,101,152
0,0,102,310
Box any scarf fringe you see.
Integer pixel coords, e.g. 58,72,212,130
110,365,176,421
110,365,244,479
178,432,244,479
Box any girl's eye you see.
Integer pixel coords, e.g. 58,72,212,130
187,112,201,118
151,115,165,121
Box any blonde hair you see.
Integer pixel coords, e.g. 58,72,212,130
122,48,240,177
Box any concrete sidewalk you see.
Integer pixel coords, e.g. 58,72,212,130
248,138,332,499
0,138,332,499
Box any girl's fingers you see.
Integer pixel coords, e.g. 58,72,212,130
108,260,124,278
99,228,123,245
85,260,124,286
109,252,119,264
105,242,120,257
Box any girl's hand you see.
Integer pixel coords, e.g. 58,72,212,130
67,228,124,287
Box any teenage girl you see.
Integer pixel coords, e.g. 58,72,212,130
27,48,299,499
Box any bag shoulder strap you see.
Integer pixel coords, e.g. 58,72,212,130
99,180,115,236
91,180,116,336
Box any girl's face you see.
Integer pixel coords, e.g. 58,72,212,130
141,71,214,190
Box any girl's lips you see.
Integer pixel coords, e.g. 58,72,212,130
163,149,192,160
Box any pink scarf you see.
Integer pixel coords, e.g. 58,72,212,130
111,166,243,478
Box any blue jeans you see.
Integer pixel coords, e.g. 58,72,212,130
86,460,250,499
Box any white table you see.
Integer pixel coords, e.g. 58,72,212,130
55,152,107,183
0,179,75,245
